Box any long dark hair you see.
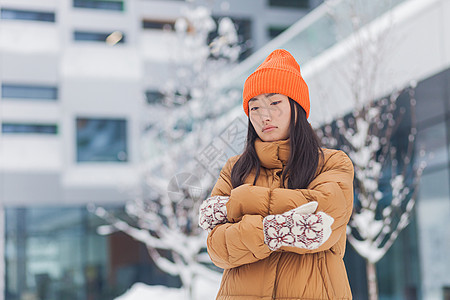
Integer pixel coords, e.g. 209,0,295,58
230,98,324,189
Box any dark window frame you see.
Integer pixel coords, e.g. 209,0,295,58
0,8,55,22
268,25,289,39
142,19,175,31
145,90,165,104
73,0,124,12
2,123,58,134
76,117,128,163
268,0,310,9
73,30,126,43
1,84,58,100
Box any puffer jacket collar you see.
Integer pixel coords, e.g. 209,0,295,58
254,137,290,169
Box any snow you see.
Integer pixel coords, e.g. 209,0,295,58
114,277,221,300
115,283,184,300
347,236,386,264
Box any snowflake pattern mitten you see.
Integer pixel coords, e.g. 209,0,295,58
198,195,229,231
263,201,334,251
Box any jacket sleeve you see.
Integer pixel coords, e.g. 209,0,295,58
271,150,354,254
225,150,354,254
207,215,271,269
209,155,238,197
270,151,353,213
207,155,271,269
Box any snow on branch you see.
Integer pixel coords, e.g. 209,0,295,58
88,4,243,300
317,86,426,264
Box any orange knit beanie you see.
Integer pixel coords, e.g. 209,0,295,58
242,49,310,118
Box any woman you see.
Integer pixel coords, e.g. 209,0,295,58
199,49,354,300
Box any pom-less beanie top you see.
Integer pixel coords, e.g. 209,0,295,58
242,49,310,118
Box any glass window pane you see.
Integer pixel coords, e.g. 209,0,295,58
142,20,175,30
0,8,55,22
145,90,164,104
76,118,128,162
268,0,310,9
5,208,86,300
5,205,188,299
74,31,108,42
416,168,450,299
415,69,447,125
268,26,288,39
376,216,420,299
2,123,58,134
73,0,124,11
73,31,125,43
415,121,448,172
2,84,58,100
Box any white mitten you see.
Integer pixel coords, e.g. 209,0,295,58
198,195,229,231
263,201,334,251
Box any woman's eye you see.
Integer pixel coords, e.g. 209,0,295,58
250,106,259,111
271,101,281,105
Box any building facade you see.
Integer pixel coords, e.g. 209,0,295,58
220,0,450,299
0,0,319,299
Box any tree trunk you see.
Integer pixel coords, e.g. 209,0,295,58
180,269,194,300
187,273,195,300
366,260,379,300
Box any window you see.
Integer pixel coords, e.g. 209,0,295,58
2,123,58,134
76,118,127,162
142,19,175,31
5,206,182,300
416,122,448,172
444,287,450,300
74,30,125,44
145,90,165,104
268,26,288,39
0,8,55,22
268,0,310,9
1,84,58,100
415,67,449,125
73,0,124,11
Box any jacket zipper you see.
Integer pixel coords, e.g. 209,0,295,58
271,252,283,299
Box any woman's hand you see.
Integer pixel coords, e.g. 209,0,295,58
198,195,229,231
262,201,334,251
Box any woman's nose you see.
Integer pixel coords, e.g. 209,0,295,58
259,107,272,121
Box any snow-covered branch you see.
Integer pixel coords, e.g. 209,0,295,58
89,4,244,300
319,85,425,264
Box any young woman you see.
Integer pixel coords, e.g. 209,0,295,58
199,49,354,300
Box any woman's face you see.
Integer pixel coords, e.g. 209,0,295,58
249,93,291,142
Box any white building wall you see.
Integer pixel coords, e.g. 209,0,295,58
0,0,309,206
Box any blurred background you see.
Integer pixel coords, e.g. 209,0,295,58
0,0,449,299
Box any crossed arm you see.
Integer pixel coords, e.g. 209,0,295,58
201,151,354,269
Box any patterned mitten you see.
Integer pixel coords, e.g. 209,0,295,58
263,201,334,251
198,195,229,231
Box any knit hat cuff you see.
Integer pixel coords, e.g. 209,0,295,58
243,68,310,118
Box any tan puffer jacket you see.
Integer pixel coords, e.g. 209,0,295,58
207,137,354,300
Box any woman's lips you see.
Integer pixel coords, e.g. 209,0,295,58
262,126,276,132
